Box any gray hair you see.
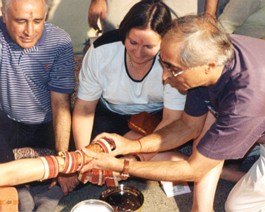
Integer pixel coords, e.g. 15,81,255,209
1,0,53,15
163,15,234,68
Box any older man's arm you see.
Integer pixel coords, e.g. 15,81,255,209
128,148,223,182
51,91,79,195
81,143,222,183
82,112,210,180
148,112,206,152
51,91,71,152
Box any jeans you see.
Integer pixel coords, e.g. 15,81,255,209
0,110,54,163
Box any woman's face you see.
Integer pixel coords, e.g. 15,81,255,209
125,28,161,65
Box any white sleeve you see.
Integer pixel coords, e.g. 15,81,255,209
163,84,186,110
77,45,102,101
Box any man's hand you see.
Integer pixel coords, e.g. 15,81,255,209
88,0,107,31
80,148,123,174
50,173,79,196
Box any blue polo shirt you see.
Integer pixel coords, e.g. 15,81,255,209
185,34,265,160
0,17,75,124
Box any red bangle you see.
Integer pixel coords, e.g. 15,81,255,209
121,159,130,180
92,138,112,153
39,156,59,180
46,155,59,179
58,151,80,174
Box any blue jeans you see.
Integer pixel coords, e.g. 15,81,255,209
91,101,162,142
0,110,54,162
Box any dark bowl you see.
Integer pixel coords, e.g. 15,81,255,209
100,184,144,211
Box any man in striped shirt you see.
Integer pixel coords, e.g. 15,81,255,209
0,0,77,199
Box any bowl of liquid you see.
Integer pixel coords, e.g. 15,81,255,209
100,184,144,211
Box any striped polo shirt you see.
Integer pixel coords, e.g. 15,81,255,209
0,18,75,124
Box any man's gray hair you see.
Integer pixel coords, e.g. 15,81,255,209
163,15,234,68
1,0,53,14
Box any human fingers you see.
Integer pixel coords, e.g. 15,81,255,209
93,133,131,155
57,173,79,195
48,178,57,190
88,14,101,30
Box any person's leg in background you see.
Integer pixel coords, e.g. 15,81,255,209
190,112,221,212
91,101,130,141
16,123,64,212
0,111,18,162
225,144,265,212
218,0,261,34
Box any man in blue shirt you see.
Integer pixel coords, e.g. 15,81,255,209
0,0,77,203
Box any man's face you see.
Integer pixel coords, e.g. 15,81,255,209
2,0,47,49
160,39,213,94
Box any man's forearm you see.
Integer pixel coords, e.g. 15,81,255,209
128,160,196,181
53,110,71,152
51,92,72,152
121,151,223,183
139,118,200,153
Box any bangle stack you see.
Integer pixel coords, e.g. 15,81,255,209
58,151,81,174
78,169,119,187
39,155,59,181
79,138,118,186
39,138,120,186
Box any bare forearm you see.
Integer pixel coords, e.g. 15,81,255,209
53,109,71,152
0,143,103,187
154,109,182,131
0,157,63,186
139,119,199,153
111,154,222,183
131,160,196,181
51,92,72,152
72,99,98,149
0,159,44,186
73,116,94,149
104,158,196,182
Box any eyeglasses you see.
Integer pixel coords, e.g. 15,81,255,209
158,56,186,77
